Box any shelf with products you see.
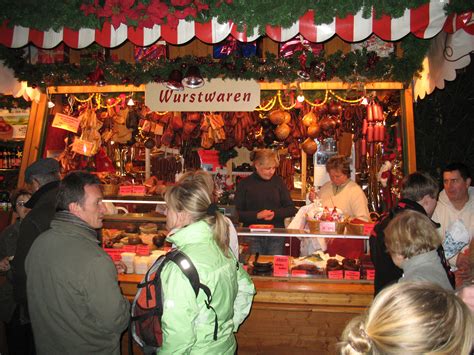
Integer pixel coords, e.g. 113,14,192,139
101,197,169,255
0,140,24,171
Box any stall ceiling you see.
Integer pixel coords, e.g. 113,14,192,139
0,1,447,49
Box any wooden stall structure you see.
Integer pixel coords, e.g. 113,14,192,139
118,273,373,355
19,81,417,201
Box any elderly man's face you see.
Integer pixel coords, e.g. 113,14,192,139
73,184,106,229
443,170,471,205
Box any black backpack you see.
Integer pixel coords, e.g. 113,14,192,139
129,249,218,355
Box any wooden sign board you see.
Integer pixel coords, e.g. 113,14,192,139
145,79,260,112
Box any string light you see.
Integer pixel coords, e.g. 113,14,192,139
305,90,329,107
70,93,138,109
329,90,364,104
72,93,95,103
277,91,296,110
255,96,277,111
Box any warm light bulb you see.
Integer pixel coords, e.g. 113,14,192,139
297,94,305,102
47,101,55,108
127,98,135,106
361,97,369,105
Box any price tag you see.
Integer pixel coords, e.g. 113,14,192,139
71,138,95,157
273,255,289,277
123,245,137,252
132,185,146,195
104,248,124,259
291,269,307,277
366,269,375,280
119,185,133,195
103,248,123,261
327,270,344,279
363,224,375,235
320,221,336,233
344,271,361,280
52,112,81,133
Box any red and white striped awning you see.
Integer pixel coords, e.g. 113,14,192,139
0,1,448,48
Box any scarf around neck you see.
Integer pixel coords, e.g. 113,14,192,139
54,210,98,238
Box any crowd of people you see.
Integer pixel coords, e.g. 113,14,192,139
0,151,472,354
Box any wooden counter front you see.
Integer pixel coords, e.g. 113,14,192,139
119,274,373,354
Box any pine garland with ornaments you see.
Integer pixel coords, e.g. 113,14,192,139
0,35,429,88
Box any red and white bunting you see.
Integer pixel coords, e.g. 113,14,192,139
0,0,450,49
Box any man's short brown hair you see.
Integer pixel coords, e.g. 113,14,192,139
385,210,442,259
401,171,439,201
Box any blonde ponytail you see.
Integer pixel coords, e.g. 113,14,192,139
168,170,231,257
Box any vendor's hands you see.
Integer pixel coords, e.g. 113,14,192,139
114,260,127,274
257,210,275,221
0,256,11,272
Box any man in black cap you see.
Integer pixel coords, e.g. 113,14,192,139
10,158,61,354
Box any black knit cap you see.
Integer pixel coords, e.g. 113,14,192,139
25,158,60,184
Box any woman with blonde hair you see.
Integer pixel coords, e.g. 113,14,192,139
160,171,255,354
235,149,296,254
339,282,474,354
176,170,240,258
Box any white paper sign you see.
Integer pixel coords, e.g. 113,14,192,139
52,113,81,133
145,79,260,112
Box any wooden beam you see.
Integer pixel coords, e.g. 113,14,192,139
259,82,404,90
48,85,145,94
301,150,307,200
18,94,48,187
401,86,417,173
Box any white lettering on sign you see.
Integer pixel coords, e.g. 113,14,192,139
145,79,260,112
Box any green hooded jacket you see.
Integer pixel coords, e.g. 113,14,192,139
160,220,255,354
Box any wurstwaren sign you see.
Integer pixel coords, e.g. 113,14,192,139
145,79,260,112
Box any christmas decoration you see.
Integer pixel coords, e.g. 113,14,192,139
0,40,430,88
3,1,470,33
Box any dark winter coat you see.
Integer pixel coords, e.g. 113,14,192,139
11,180,60,307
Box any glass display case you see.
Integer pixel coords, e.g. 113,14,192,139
236,228,373,281
101,197,374,283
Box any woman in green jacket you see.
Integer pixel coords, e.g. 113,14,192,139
160,171,255,354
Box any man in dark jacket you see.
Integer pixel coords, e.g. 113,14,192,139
370,171,454,295
10,158,61,354
25,171,129,355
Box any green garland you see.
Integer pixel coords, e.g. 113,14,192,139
0,35,429,88
0,0,472,32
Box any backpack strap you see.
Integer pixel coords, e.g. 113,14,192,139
168,250,219,341
167,250,200,296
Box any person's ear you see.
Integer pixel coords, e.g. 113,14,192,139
177,210,192,226
69,201,82,215
466,177,472,187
